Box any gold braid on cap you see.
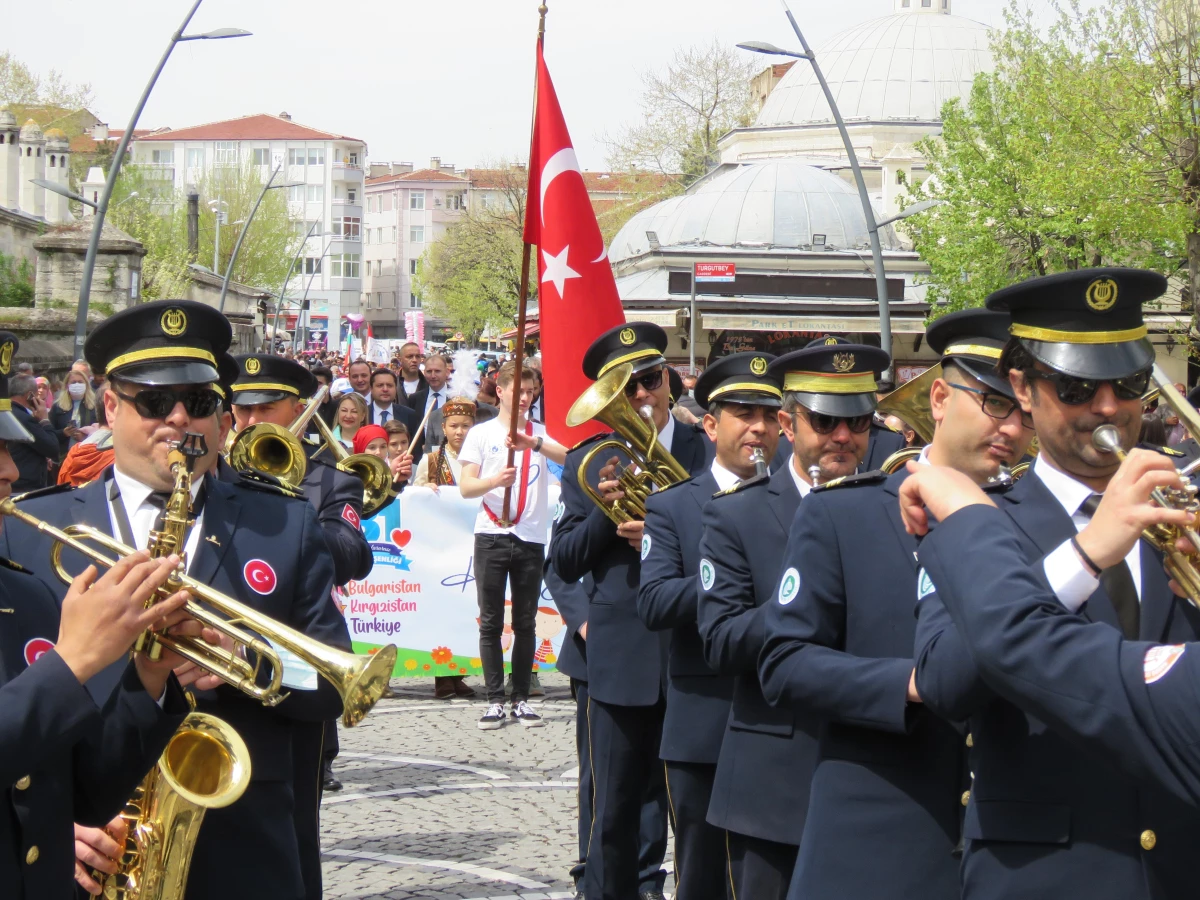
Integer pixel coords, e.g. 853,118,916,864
441,397,477,420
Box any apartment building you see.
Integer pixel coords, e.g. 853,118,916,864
131,113,366,350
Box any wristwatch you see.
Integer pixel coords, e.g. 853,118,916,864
534,436,544,453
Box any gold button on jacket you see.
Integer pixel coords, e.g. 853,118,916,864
961,790,971,807
965,733,974,748
14,775,29,790
1140,830,1157,851
25,846,38,865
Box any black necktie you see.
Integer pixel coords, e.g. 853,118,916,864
1080,493,1140,639
147,491,171,533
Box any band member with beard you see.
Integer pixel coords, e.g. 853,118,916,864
757,310,1032,900
912,269,1200,900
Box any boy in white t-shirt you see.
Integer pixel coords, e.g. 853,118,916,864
459,360,567,729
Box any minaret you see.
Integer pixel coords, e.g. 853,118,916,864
894,0,951,12
43,129,71,223
0,111,18,211
19,120,45,218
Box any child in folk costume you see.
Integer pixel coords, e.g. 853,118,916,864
413,398,476,488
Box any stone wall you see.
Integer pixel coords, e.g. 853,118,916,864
33,220,145,312
0,206,42,265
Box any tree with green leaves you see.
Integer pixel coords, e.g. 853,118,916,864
902,0,1198,318
0,51,93,117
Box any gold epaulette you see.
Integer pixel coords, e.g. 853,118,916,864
812,469,888,492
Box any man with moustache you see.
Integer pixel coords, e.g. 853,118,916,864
757,310,1033,900
912,270,1200,900
638,352,782,898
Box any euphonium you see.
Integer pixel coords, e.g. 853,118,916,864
92,713,251,900
877,365,937,475
565,363,689,524
308,402,395,516
227,385,330,488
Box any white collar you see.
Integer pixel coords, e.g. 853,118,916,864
1033,454,1096,518
917,444,933,466
787,456,813,499
112,463,205,511
659,411,676,451
710,459,742,493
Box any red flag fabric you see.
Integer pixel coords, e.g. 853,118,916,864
523,41,626,447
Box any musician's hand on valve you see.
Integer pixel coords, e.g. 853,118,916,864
597,455,625,505
898,462,994,536
172,628,235,692
73,816,127,895
617,519,644,549
1076,449,1193,571
55,552,185,687
133,593,203,698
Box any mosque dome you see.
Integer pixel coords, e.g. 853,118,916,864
0,110,15,128
609,160,901,264
19,120,44,141
757,2,994,126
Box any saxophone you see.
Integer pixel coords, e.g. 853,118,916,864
94,434,253,900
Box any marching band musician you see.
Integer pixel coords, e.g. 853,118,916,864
549,322,712,900
637,352,783,899
911,270,1200,900
0,300,350,900
0,331,198,900
225,352,373,900
755,313,1032,900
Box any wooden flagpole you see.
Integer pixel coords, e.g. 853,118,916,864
501,2,548,526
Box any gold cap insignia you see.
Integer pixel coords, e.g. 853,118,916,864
244,357,261,376
750,356,768,376
0,342,13,376
619,327,636,346
824,336,839,346
832,352,856,373
160,307,188,337
1085,278,1118,312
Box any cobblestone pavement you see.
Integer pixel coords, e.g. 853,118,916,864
321,671,673,899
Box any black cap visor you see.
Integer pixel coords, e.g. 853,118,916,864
951,357,1015,398
630,355,667,377
231,388,296,406
711,391,782,410
1020,337,1154,381
0,410,33,442
795,391,877,418
110,360,221,387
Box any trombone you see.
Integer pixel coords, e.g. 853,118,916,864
2,499,397,726
308,404,396,516
227,385,330,488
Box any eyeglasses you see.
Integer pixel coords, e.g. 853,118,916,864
111,386,221,420
1023,368,1151,406
799,410,873,435
947,382,1023,420
623,368,664,397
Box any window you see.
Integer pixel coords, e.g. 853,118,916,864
303,257,322,275
409,259,418,276
364,229,371,245
410,292,422,309
390,226,397,241
308,148,325,166
374,260,383,277
410,225,425,243
288,148,306,166
48,155,56,168
331,254,360,278
334,216,360,238
348,152,359,165
288,185,305,202
214,141,236,164
306,185,324,202
252,148,270,166
410,190,425,210
896,169,906,185
292,220,310,239
447,191,465,211
385,292,395,308
347,188,357,203
186,148,204,169
152,149,174,165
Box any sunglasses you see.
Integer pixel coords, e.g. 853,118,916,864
800,409,873,435
112,386,222,420
1023,368,1151,406
623,368,664,397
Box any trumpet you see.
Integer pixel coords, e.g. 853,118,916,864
227,385,330,488
2,499,397,726
565,363,689,524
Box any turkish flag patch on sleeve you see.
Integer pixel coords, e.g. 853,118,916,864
341,503,361,530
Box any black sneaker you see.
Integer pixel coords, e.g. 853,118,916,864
511,700,544,728
477,702,506,730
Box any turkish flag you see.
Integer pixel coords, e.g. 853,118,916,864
524,42,625,446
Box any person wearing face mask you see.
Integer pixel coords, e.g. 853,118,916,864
50,370,100,455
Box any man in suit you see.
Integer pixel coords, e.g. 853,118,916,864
366,367,419,432
638,352,781,899
912,269,1200,900
407,353,452,453
9,373,59,492
550,322,712,900
346,359,373,403
396,341,428,404
1,301,351,900
756,311,1033,900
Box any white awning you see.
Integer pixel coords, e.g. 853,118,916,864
701,313,926,333
627,309,682,328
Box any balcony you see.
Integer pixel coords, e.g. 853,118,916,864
332,161,363,184
330,199,362,217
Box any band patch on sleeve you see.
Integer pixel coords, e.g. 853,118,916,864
699,558,715,591
641,534,652,561
1144,645,1186,684
778,567,800,605
917,568,936,601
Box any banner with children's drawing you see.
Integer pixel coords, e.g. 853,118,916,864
339,485,566,678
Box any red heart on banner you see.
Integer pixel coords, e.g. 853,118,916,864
390,529,412,548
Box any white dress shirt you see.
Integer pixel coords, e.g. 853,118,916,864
659,410,676,454
787,456,814,500
710,459,741,493
423,387,447,418
372,401,395,424
1036,455,1142,612
109,465,205,571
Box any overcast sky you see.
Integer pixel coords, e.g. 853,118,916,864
10,0,1013,171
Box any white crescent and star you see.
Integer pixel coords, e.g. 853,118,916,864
538,145,608,292
540,147,581,227
541,246,581,299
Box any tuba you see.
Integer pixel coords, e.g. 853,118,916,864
227,385,330,488
92,713,251,900
565,363,689,524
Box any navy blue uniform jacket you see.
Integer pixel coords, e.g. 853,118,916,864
639,470,733,764
549,423,710,707
758,470,966,899
0,561,188,900
696,466,818,845
1,472,350,900
913,470,1200,900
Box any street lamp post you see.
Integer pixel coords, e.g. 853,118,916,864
209,198,227,272
73,0,250,359
217,164,301,312
266,219,324,352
